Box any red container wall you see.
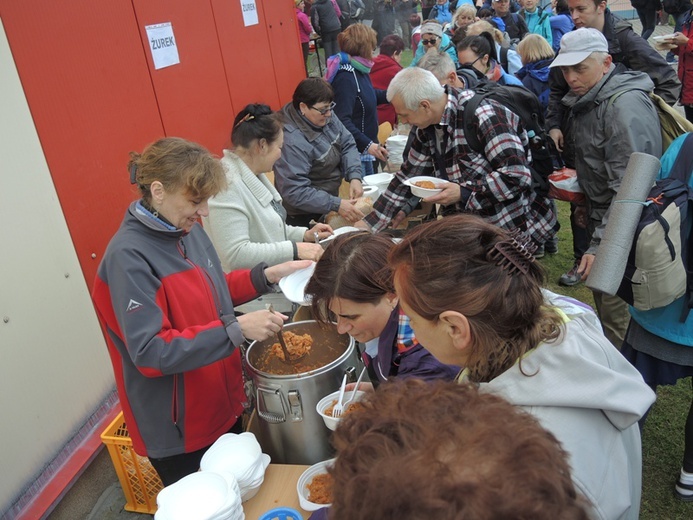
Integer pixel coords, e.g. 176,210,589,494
0,0,306,286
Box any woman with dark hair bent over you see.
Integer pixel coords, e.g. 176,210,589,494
305,231,459,386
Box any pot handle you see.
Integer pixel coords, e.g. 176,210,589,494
256,385,287,424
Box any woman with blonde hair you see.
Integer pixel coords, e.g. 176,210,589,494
466,19,522,74
515,33,556,113
326,23,389,177
389,214,655,520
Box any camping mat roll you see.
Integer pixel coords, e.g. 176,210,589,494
586,152,661,296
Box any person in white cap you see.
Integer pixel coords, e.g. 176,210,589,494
546,0,680,291
410,20,459,66
550,27,662,350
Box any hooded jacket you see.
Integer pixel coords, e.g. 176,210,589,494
273,102,362,217
92,202,274,458
516,57,553,113
469,291,656,520
561,66,662,255
520,6,553,45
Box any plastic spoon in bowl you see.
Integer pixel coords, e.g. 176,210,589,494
332,374,348,418
344,366,367,407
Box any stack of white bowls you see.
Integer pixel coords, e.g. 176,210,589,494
155,471,243,520
200,432,271,501
385,134,408,170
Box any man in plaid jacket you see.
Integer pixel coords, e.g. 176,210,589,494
360,67,557,246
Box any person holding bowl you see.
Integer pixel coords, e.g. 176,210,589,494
304,231,459,386
92,137,310,486
204,103,332,271
273,78,365,228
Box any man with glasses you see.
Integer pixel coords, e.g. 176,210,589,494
410,20,459,67
492,0,529,42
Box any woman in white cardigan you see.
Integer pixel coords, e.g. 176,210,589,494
204,104,332,271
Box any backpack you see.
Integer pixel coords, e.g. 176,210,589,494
462,83,561,196
663,0,690,14
608,90,693,153
616,133,693,319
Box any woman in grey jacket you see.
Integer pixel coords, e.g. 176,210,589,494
390,214,656,520
204,104,332,271
273,78,364,228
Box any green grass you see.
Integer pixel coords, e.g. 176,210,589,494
542,202,693,518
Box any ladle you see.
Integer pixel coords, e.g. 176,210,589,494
266,304,304,363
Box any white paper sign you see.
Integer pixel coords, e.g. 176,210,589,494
240,0,259,26
145,22,180,70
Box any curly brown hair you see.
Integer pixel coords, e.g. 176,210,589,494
129,137,226,204
389,215,562,383
329,378,590,520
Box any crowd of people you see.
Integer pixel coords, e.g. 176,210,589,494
89,1,693,517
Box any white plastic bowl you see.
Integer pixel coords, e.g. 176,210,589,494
361,184,379,198
364,172,394,192
296,458,335,511
405,176,444,198
316,390,366,431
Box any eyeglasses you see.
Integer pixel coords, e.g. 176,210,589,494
309,101,336,115
421,37,439,46
461,56,483,68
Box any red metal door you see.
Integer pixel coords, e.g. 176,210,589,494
131,0,235,154
0,0,165,286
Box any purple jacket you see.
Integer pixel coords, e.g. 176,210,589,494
366,308,460,383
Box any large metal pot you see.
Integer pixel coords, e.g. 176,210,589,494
245,320,361,464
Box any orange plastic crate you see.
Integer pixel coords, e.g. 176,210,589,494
100,411,163,514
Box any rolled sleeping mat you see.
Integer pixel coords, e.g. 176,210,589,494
586,152,661,295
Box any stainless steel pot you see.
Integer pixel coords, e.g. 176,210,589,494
245,320,360,464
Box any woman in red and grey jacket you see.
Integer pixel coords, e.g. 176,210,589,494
92,137,309,486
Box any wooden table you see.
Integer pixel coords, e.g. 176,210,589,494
242,464,312,519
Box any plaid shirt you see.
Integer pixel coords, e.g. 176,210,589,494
364,87,557,244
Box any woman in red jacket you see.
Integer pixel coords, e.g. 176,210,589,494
92,137,308,485
370,34,405,127
663,10,693,122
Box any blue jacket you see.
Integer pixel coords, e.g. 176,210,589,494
411,32,459,67
550,13,574,53
521,7,553,46
516,58,552,113
430,2,452,24
331,60,387,152
629,133,693,346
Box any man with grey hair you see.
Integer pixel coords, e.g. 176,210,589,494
359,67,557,246
550,27,662,348
417,51,479,89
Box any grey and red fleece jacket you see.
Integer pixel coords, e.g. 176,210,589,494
92,201,274,458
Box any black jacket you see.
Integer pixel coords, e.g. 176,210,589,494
547,10,681,132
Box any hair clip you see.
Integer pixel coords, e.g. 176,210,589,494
486,230,537,275
234,113,255,129
129,163,138,185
